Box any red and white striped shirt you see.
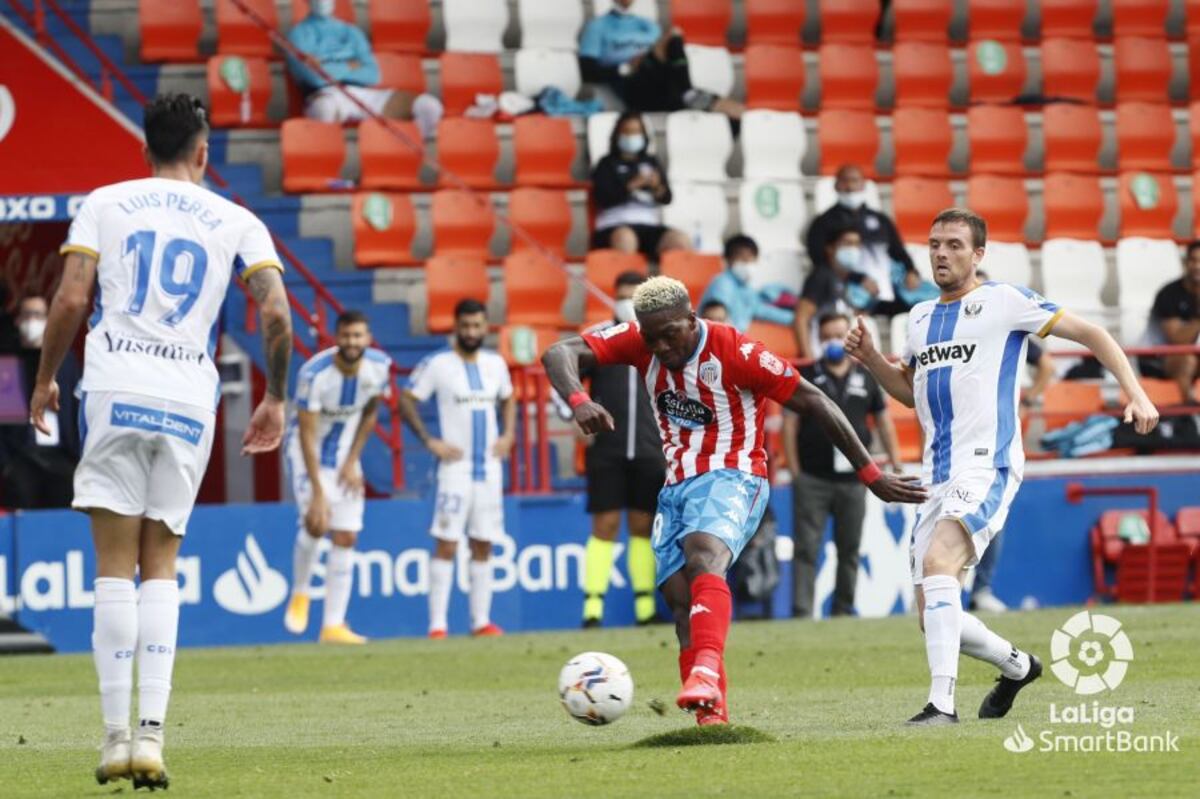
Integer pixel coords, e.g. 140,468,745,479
583,320,800,485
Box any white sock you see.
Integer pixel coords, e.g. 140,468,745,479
292,530,321,594
323,545,354,628
468,559,493,631
429,557,453,632
93,578,137,733
922,574,962,715
961,612,1030,679
136,579,179,726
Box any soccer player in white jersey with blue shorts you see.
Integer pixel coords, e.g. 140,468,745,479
283,310,392,644
29,94,292,787
846,208,1160,725
397,299,516,638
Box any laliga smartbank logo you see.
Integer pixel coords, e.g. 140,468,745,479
1002,611,1179,755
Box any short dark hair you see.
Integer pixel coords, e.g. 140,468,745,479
931,207,988,249
723,234,758,261
143,94,209,165
614,270,647,290
1186,240,1200,259
823,225,859,250
608,111,648,155
699,300,727,316
336,309,369,329
817,310,851,329
454,298,487,319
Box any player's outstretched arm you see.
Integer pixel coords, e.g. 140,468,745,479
844,315,915,407
242,266,292,454
541,337,615,435
31,252,96,434
1049,312,1160,435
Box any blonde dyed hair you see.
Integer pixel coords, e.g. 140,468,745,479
631,275,690,315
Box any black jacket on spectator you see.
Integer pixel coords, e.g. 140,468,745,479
590,153,672,219
0,347,81,508
805,204,916,276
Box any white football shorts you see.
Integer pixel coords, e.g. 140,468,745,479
305,85,394,124
429,469,505,544
287,451,365,534
909,467,1021,585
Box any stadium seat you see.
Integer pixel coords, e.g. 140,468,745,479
502,251,569,327
744,0,805,47
443,0,507,53
351,192,417,267
1039,238,1106,311
1122,378,1181,408
892,107,954,177
1190,34,1200,100
660,251,725,307
739,179,806,252
818,43,879,110
747,320,799,361
978,241,1032,286
892,0,953,42
1043,173,1104,239
1041,38,1101,102
661,182,729,254
741,110,805,180
368,0,431,54
817,109,880,176
1195,171,1200,238
206,56,273,127
1039,0,1097,38
819,0,879,44
685,45,736,99
744,45,805,110
139,0,202,62
754,249,807,294
593,0,657,21
886,396,923,462
431,190,495,259
586,111,621,167
1118,172,1178,238
813,176,883,214
1113,37,1173,103
967,40,1027,103
1191,102,1200,161
967,105,1028,174
426,255,490,331
665,111,733,183
967,0,1027,41
514,48,582,98
215,0,276,57
1092,508,1174,563
1042,382,1104,431
905,243,932,280
292,0,353,24
891,177,953,242
513,115,579,188
1111,0,1169,38
671,0,731,46
517,0,584,50
358,119,425,190
1043,104,1103,173
440,53,503,116
507,188,571,259
584,250,648,324
1115,237,1181,311
966,175,1028,241
1090,508,1189,602
893,42,954,107
498,324,559,367
1176,507,1200,548
281,119,345,192
1115,102,1176,171
375,52,426,94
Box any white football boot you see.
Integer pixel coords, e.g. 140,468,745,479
95,727,132,785
131,724,170,790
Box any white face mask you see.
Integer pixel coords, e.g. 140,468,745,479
19,318,46,347
730,260,754,283
617,134,645,154
837,190,867,210
613,298,636,323
834,246,863,270
313,0,336,17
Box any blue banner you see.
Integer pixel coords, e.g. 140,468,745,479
0,193,86,222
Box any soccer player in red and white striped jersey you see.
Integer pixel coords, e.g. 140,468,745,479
543,277,926,724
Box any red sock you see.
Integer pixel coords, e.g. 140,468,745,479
678,646,695,687
688,573,732,677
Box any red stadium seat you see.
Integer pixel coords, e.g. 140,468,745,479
368,0,431,53
436,118,501,189
426,255,489,332
670,0,731,47
744,45,805,110
358,119,424,190
503,252,569,327
818,0,878,44
292,0,354,24
1176,507,1200,562
1042,172,1104,239
892,0,953,42
747,321,798,359
215,0,276,58
659,251,724,307
513,115,580,188
1190,34,1200,100
1113,37,1173,103
1191,103,1200,171
817,109,880,176
891,177,954,242
584,250,647,324
968,0,1027,41
507,188,572,260
967,105,1028,174
139,0,201,62
967,39,1026,103
893,41,954,108
439,53,503,117
1115,102,1176,171
351,192,417,267
1118,171,1178,238
1040,0,1097,39
431,190,495,259
818,43,878,110
375,52,426,94
744,0,805,47
966,175,1028,241
206,56,273,127
1111,0,1169,38
1041,38,1100,102
1090,507,1177,599
892,107,954,177
1043,104,1103,173
280,119,345,192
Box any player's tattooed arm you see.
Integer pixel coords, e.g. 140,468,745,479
30,252,97,434
542,337,615,435
246,266,292,401
396,389,463,461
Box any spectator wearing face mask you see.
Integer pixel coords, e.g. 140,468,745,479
590,111,690,259
286,0,443,133
794,226,862,359
698,235,795,333
782,311,902,618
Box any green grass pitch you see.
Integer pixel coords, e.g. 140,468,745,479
1,604,1196,797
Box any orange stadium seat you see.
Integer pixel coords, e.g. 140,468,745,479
659,251,724,307
1041,38,1101,102
886,396,923,463
351,192,417,267
498,325,559,368
1043,104,1103,173
744,45,805,110
967,105,1028,174
1039,0,1097,39
507,188,571,260
292,0,354,24
1113,37,1173,103
436,118,501,189
892,0,953,42
1118,171,1178,238
368,0,431,53
744,0,805,47
892,107,954,177
891,177,954,241
375,52,426,94
1194,172,1200,238
439,53,503,117
1042,172,1104,239
819,0,879,44
215,0,276,57
502,252,569,328
431,190,495,259
358,119,424,190
1122,378,1184,408
817,109,880,175
585,250,647,324
670,0,731,46
967,0,1027,41
1111,0,1169,38
1115,102,1176,171
818,43,878,110
966,175,1028,241
426,255,489,332
139,0,201,62
513,115,580,188
967,39,1026,103
1190,34,1200,100
746,320,798,359
893,42,954,107
281,119,345,192
1041,382,1103,430
1191,102,1200,168
206,56,273,127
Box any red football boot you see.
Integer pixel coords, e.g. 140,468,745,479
676,667,722,713
472,623,504,637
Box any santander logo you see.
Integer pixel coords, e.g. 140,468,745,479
0,86,15,144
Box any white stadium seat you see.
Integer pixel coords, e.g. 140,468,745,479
740,109,805,180
665,111,732,183
904,243,931,281
752,249,807,294
812,176,883,215
888,312,909,357
979,241,1033,288
1115,238,1180,312
739,179,806,252
1040,238,1107,316
514,48,582,98
444,0,508,53
592,0,658,21
685,44,735,99
662,182,729,254
518,0,584,50
587,112,658,166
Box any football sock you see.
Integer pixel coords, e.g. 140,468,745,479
136,579,179,726
960,612,1030,679
93,578,137,733
627,536,657,623
922,574,962,715
429,557,453,632
323,545,354,628
582,536,615,621
291,529,321,594
688,573,732,678
678,646,695,686
468,559,493,630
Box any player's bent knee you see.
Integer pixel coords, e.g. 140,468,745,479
331,530,357,548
